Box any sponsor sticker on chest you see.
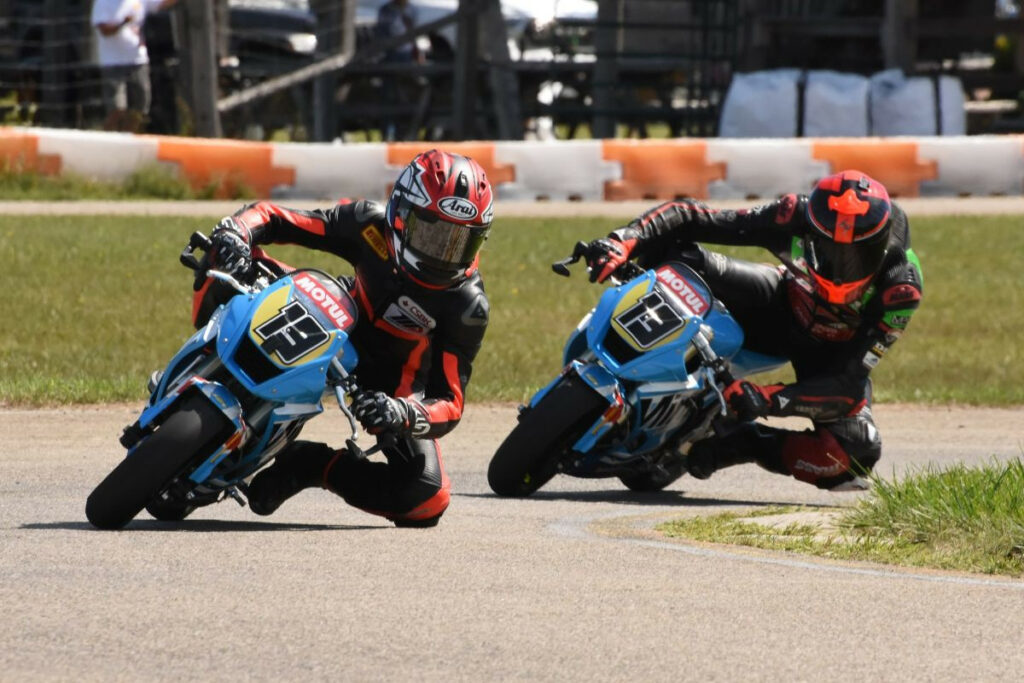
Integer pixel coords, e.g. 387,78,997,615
381,295,437,335
361,225,389,260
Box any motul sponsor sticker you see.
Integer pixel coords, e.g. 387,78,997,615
293,274,352,329
655,266,708,315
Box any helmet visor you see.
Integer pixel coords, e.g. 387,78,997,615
805,234,887,286
404,208,490,270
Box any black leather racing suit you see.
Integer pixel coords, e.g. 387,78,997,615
609,194,924,489
194,199,489,522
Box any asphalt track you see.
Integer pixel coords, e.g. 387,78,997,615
2,197,1024,681
2,403,1023,682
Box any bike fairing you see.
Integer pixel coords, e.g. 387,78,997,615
147,270,358,465
83,267,364,528
526,261,786,478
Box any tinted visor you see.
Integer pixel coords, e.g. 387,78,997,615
404,208,489,270
805,234,886,286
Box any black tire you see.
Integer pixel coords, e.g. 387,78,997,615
85,396,232,530
488,374,608,497
619,459,687,492
145,500,195,522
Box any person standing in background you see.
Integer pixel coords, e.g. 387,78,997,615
91,0,179,132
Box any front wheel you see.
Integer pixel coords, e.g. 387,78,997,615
488,374,609,497
85,395,233,530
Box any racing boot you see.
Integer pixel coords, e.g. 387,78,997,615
246,441,335,516
685,422,772,480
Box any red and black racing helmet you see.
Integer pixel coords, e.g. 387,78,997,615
385,149,494,287
805,170,892,304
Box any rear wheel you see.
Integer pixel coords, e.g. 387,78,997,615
85,395,233,530
487,375,608,497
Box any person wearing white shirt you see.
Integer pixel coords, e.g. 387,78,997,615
91,0,178,131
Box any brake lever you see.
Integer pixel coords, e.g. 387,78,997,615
551,241,589,277
180,231,212,271
330,360,360,442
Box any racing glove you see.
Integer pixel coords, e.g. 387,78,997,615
722,380,784,422
209,217,252,277
584,236,637,283
352,391,427,437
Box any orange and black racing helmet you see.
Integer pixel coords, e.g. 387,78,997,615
805,170,891,304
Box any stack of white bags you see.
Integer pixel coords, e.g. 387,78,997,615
720,68,966,137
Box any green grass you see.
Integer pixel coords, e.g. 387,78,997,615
658,458,1024,576
0,165,255,201
0,213,1021,405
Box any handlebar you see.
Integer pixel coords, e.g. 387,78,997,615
327,359,400,459
181,230,277,292
551,240,643,284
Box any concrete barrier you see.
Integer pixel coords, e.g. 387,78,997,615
3,126,1024,201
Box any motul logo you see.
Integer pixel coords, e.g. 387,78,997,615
655,267,708,315
294,275,351,329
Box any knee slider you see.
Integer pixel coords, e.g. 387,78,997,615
828,415,882,475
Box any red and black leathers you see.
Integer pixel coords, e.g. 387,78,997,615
607,194,923,488
196,199,489,523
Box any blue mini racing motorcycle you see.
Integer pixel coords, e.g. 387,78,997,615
86,233,369,529
487,242,787,497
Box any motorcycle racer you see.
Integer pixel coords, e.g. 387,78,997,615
195,149,493,526
583,170,923,490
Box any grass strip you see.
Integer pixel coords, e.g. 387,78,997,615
658,459,1024,576
0,165,254,201
0,212,1021,405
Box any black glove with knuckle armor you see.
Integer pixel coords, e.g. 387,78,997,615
209,217,252,278
583,234,637,283
352,390,424,437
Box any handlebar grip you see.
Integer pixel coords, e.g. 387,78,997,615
716,365,737,388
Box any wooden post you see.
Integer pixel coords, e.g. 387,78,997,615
480,0,523,140
40,0,64,127
736,0,766,72
593,0,623,139
883,0,918,72
181,0,222,137
311,0,356,142
453,0,481,140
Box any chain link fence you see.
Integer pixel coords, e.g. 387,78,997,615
0,0,744,140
